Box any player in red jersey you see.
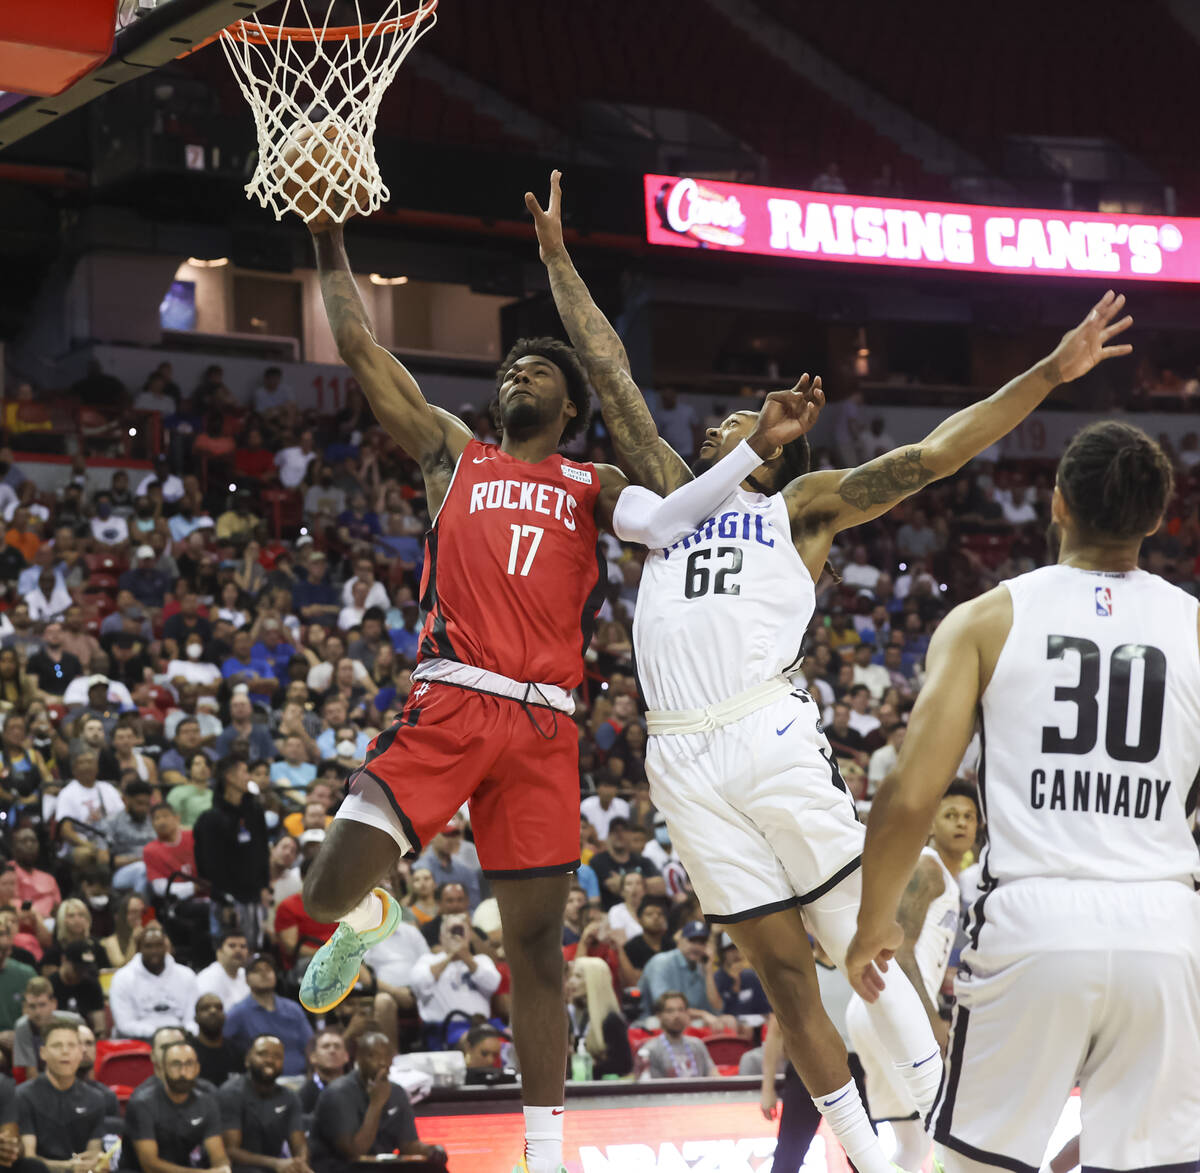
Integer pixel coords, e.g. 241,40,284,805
296,210,824,1173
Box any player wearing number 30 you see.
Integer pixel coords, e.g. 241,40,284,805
527,167,1137,1173
848,420,1200,1172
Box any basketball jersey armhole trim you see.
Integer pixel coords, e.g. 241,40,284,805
429,445,468,527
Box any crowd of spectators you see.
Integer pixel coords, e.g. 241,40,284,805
0,352,1192,1164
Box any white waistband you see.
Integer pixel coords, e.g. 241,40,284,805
412,658,576,715
645,675,795,735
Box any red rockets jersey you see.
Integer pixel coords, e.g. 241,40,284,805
418,439,607,690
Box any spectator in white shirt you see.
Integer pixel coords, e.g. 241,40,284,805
165,633,224,690
192,929,250,1013
61,673,134,712
363,919,429,1014
607,872,646,942
867,725,905,796
580,778,630,841
274,430,318,489
27,571,73,623
55,751,124,868
336,580,370,633
306,636,371,693
840,546,882,592
1001,485,1039,525
133,373,177,415
408,914,500,1041
89,495,129,547
845,685,880,740
850,643,890,700
108,924,197,1040
251,367,294,426
339,556,390,611
135,458,185,503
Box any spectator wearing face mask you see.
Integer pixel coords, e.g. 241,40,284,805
166,634,222,690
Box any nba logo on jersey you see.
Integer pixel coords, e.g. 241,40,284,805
1095,586,1114,617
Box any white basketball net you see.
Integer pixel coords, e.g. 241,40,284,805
219,0,437,222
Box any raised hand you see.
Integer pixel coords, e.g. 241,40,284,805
844,919,904,1002
748,374,825,456
1047,290,1133,384
524,169,566,262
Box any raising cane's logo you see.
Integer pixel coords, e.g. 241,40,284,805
655,177,747,248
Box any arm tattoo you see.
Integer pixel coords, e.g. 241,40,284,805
837,447,934,511
545,251,690,494
313,231,373,348
896,861,940,945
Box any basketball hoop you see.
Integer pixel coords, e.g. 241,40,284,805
215,0,437,223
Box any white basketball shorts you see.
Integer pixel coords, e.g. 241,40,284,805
931,876,1200,1172
646,688,864,922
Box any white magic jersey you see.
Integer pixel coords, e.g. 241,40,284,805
633,487,814,711
978,564,1200,889
912,847,959,1004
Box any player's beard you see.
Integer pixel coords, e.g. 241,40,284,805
690,452,716,477
501,396,550,440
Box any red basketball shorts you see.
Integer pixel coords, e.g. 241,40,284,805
342,681,581,877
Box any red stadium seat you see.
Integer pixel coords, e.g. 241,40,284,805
702,1033,752,1066
94,1039,152,1089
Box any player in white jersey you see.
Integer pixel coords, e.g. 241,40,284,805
848,420,1200,1171
527,171,1134,1173
846,781,979,1170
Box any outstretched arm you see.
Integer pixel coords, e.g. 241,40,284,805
527,171,691,495
309,224,471,511
785,291,1134,539
593,383,824,540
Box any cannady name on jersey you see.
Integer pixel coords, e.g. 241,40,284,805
467,479,579,531
1030,767,1171,821
662,511,778,559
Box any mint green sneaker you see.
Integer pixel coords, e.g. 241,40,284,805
300,888,399,1013
509,1165,568,1173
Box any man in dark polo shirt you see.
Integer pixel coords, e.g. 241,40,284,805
130,1027,218,1102
218,1036,310,1173
123,1040,229,1173
16,1018,107,1173
193,995,244,1090
309,1032,445,1172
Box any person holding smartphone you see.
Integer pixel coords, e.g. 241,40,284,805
407,914,501,1050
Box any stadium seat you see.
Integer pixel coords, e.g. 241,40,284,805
702,1034,752,1066
95,1039,153,1089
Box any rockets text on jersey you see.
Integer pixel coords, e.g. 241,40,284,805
418,439,607,691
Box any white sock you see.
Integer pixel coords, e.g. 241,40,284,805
862,971,942,1117
523,1105,564,1173
811,1079,890,1173
891,1118,931,1170
341,890,384,934
893,1048,943,1120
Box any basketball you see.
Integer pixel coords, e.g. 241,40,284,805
274,118,373,224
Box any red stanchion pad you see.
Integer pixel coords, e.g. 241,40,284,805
0,0,119,97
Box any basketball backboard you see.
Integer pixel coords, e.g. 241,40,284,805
0,0,273,150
